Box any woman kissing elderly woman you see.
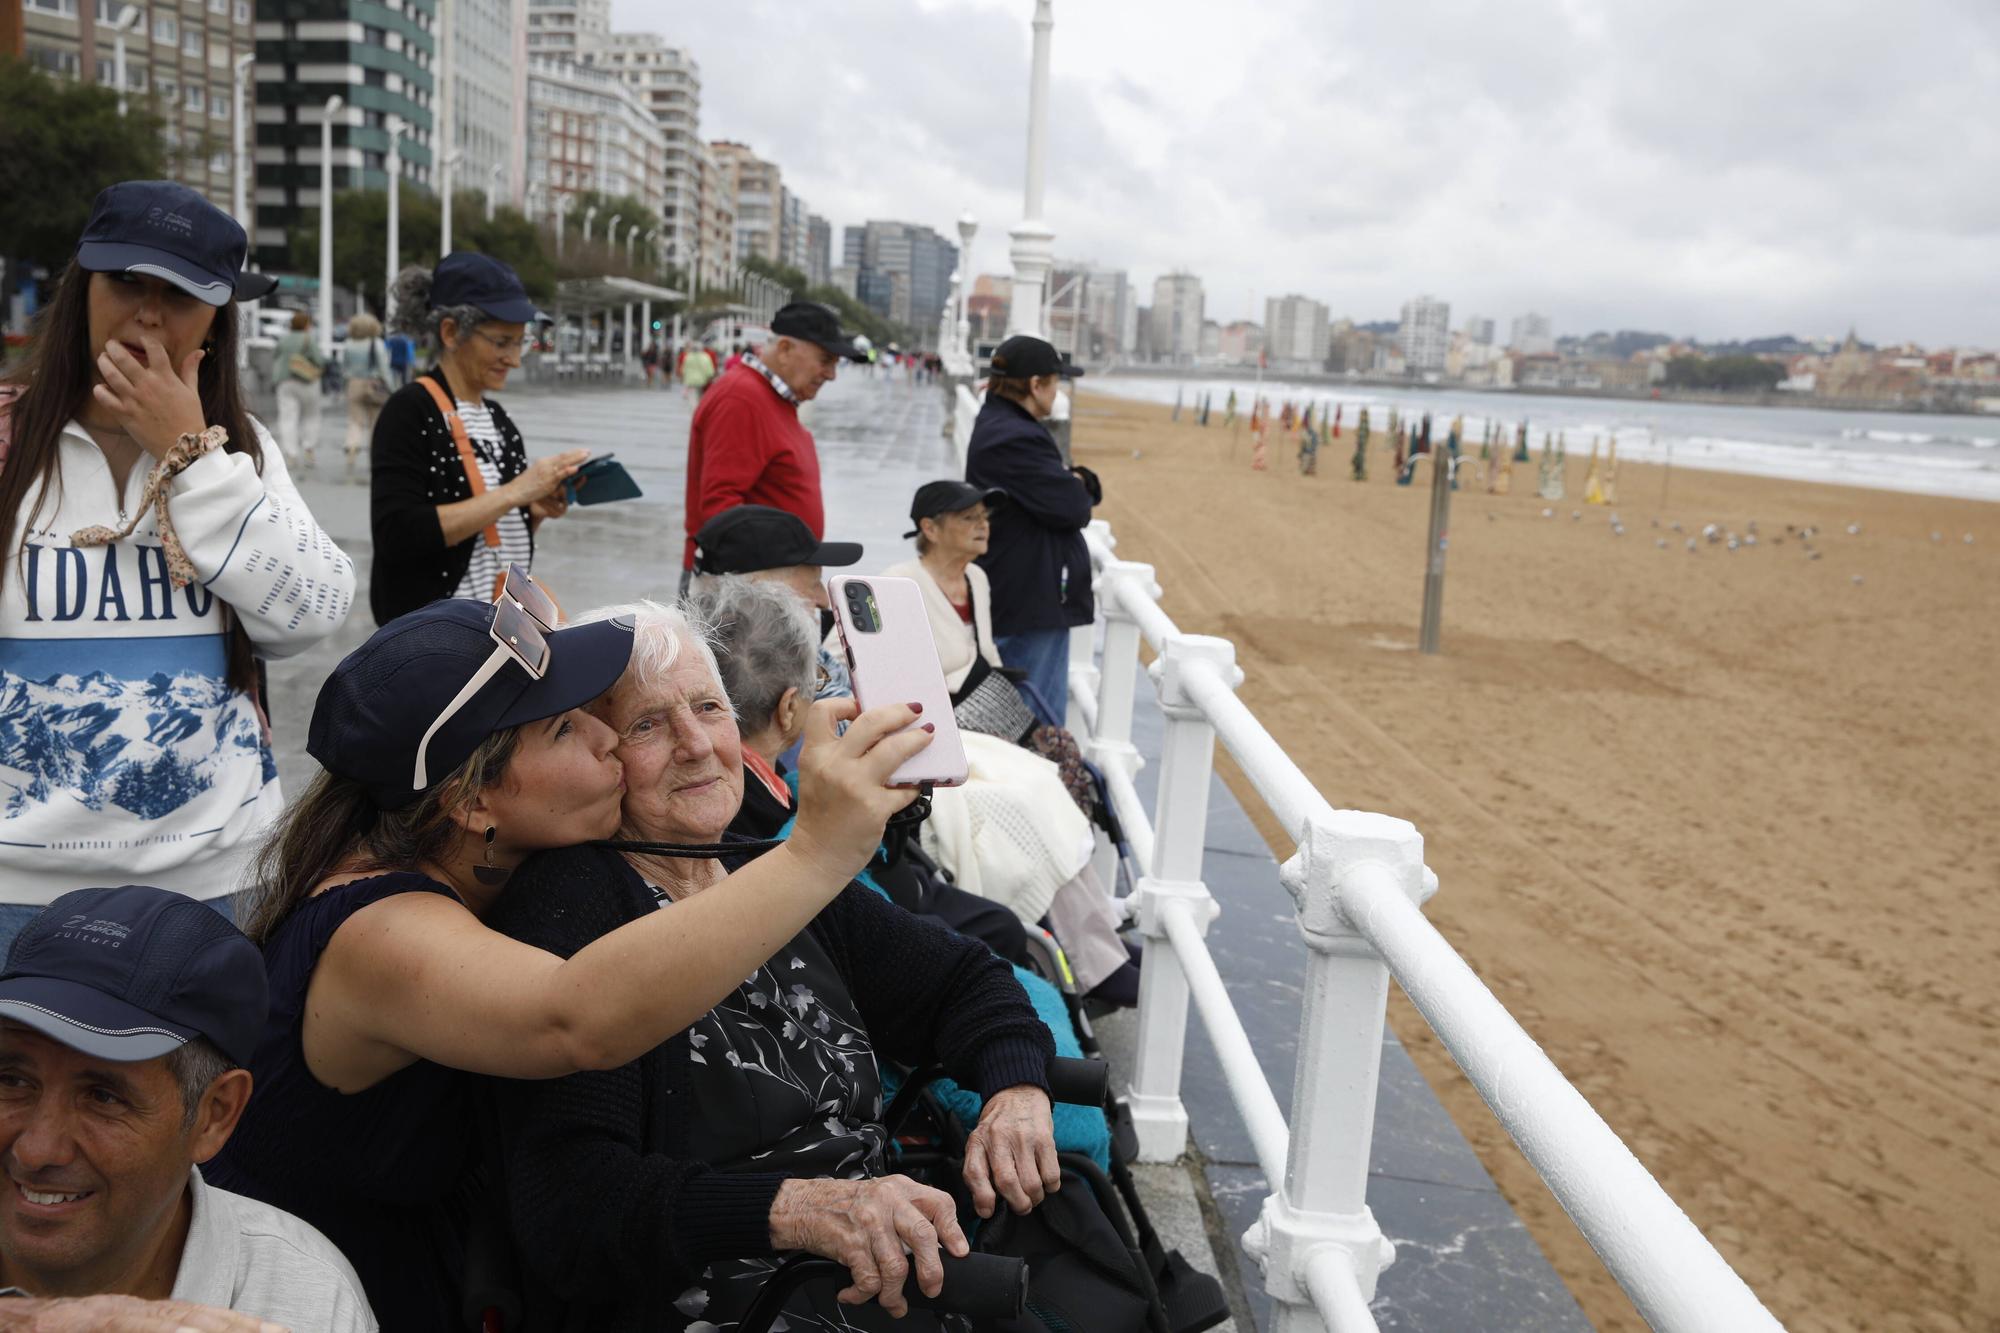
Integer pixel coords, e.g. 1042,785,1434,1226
484,590,1063,1332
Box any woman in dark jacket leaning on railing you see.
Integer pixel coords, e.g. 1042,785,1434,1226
368,252,589,625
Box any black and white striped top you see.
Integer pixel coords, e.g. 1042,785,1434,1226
451,399,533,601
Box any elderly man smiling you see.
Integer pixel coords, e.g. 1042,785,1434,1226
0,887,373,1331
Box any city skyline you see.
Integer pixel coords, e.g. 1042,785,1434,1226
612,0,1999,349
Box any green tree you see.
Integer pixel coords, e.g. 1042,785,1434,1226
1663,354,1785,392
0,58,172,272
742,253,914,348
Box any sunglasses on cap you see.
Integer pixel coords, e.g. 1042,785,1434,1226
411,565,562,791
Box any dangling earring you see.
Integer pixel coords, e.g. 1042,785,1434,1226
473,824,508,886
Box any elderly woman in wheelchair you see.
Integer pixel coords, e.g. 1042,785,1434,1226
482,593,1067,1331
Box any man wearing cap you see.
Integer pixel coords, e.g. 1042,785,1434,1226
964,335,1100,726
0,887,374,1329
689,504,861,702
682,302,869,573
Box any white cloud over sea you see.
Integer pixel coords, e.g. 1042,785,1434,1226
611,0,2000,346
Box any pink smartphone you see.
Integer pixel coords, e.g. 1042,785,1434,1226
827,574,969,788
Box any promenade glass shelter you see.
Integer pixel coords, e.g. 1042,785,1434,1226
527,275,685,386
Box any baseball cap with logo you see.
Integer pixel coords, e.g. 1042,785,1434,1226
987,334,1084,380
0,886,269,1068
74,180,279,307
693,505,863,575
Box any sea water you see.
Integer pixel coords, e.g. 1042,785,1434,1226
1088,375,2000,503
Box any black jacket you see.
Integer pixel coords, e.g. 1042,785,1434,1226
368,368,534,625
966,395,1096,635
483,843,1054,1332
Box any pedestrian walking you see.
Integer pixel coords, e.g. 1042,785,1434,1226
964,334,1096,726
682,303,868,573
640,339,660,387
368,252,589,626
339,311,391,477
269,309,324,468
679,339,717,398
0,180,355,946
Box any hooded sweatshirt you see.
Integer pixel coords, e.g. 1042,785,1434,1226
0,409,356,904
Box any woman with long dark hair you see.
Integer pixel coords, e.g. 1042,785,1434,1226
0,181,355,950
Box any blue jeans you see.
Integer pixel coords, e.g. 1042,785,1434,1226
0,892,242,962
995,629,1073,728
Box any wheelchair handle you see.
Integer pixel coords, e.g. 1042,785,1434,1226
1048,1054,1110,1108
732,1253,1026,1333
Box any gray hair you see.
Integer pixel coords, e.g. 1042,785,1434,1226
688,576,818,733
387,264,492,343
571,597,728,705
163,1037,235,1132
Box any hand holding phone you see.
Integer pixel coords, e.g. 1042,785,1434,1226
828,575,969,788
788,697,932,883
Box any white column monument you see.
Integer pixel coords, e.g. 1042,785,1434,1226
1005,0,1055,339
955,210,977,363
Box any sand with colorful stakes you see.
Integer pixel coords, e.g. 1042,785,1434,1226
1070,391,1998,1333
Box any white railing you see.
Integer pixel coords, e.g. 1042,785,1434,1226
1069,519,1786,1333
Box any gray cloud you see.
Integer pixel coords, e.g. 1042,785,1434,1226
613,0,1999,345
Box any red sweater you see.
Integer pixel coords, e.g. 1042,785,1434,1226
682,363,825,568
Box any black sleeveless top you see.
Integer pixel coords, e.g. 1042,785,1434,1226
208,872,468,1333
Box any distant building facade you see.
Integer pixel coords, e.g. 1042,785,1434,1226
712,141,779,265
1149,271,1204,364
1398,294,1450,374
692,138,736,292
1462,314,1496,346
526,53,665,223
524,0,605,59
845,219,958,334
805,213,832,288
1219,320,1264,365
581,34,700,275
1509,311,1555,356
1264,293,1330,367
439,0,526,214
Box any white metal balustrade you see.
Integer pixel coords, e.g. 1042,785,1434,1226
1058,517,1785,1332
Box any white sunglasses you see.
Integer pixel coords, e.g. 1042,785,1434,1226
411,565,561,791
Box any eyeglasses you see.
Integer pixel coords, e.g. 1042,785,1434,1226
411,565,560,791
814,660,831,694
472,330,528,355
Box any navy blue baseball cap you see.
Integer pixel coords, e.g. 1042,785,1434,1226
987,335,1084,380
431,251,547,325
74,180,278,307
0,887,269,1068
308,598,634,809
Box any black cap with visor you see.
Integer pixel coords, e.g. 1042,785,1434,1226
75,180,278,306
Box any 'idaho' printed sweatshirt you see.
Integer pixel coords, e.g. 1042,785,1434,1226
0,415,355,905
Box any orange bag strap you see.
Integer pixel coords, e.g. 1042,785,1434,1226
417,375,500,549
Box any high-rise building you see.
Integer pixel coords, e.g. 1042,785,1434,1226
253,0,437,269
1399,294,1451,373
1264,293,1330,367
523,0,606,59
805,214,831,289
1148,271,1204,364
692,138,736,293
1081,266,1131,360
1463,314,1496,346
846,220,958,334
525,54,664,228
439,0,526,215
711,141,779,265
778,186,810,276
22,0,260,215
1046,260,1089,359
1509,311,1555,356
580,34,700,277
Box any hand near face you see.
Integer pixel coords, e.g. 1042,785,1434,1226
93,335,208,461
962,1084,1060,1218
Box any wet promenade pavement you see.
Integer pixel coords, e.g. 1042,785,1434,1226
264,370,1590,1330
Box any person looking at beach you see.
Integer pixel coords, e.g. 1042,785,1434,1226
208,585,934,1329
0,180,356,953
682,304,869,574
367,253,589,627
0,885,374,1329
964,335,1097,726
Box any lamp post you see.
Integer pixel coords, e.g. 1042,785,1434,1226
583,205,598,245
230,52,255,234
553,193,571,257
319,94,342,342
1006,0,1056,338
643,227,658,273
606,215,623,268
627,227,640,268
440,150,463,254
385,114,405,323
956,210,977,361
487,163,503,221
109,5,141,117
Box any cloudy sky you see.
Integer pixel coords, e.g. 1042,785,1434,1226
610,0,2000,347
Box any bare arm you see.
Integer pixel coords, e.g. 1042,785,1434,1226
303,699,934,1087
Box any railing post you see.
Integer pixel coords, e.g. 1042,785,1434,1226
1244,810,1429,1330
1085,558,1155,790
1125,633,1239,1160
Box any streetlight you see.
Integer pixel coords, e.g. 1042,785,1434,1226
1006,0,1056,337
109,5,141,118
628,227,642,268
583,205,598,245
554,193,572,257
525,179,543,224
606,214,623,265
486,163,504,221
440,149,463,254
231,52,256,234
318,95,342,349
385,114,405,322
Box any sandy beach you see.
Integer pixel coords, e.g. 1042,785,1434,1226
1070,392,1998,1333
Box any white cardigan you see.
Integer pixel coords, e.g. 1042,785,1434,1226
881,557,1001,695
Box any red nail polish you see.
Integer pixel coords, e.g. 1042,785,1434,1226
921,722,935,733
908,701,924,714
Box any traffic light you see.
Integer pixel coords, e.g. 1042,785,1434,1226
651,319,663,331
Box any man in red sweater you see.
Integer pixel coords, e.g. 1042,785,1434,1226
682,301,868,570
